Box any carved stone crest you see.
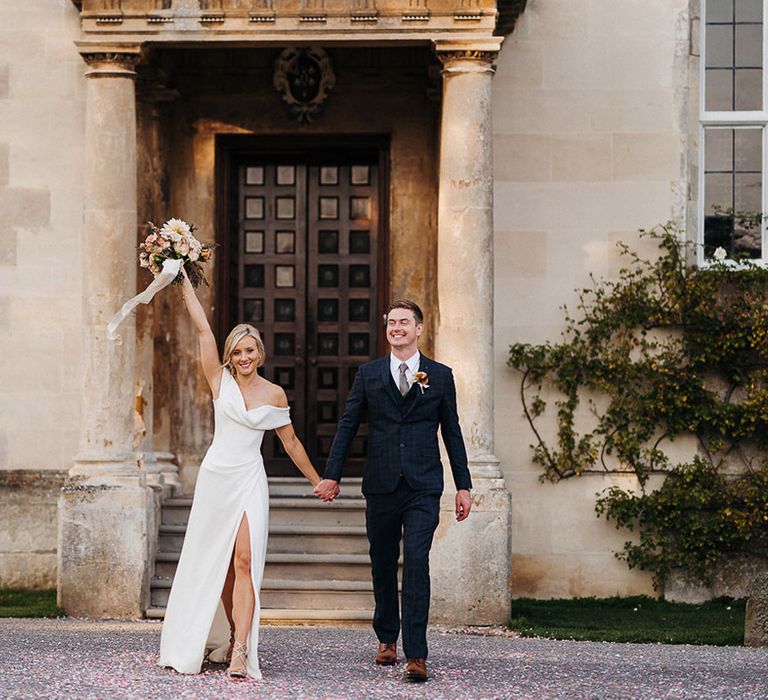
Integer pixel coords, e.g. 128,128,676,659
273,47,335,123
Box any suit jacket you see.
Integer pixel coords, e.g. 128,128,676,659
324,355,472,496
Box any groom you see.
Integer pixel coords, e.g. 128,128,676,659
314,299,472,682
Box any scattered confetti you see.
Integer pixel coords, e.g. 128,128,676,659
0,618,767,699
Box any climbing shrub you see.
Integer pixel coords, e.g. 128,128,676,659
507,225,768,587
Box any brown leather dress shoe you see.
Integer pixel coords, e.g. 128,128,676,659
375,642,397,666
404,658,428,682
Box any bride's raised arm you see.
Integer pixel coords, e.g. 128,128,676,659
180,269,222,397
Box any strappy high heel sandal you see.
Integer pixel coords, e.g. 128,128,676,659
227,640,248,679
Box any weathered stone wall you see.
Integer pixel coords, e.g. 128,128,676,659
492,0,694,598
0,1,85,587
0,471,66,588
0,1,84,472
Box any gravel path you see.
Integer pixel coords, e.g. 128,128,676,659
1,618,767,699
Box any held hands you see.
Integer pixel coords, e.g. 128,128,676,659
455,489,472,522
314,478,340,502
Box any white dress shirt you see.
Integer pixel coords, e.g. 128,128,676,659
390,351,421,390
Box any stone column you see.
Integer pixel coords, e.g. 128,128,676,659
58,46,154,618
430,38,511,626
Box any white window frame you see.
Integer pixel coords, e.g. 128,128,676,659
699,0,768,266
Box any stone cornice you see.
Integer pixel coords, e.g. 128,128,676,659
68,1,521,42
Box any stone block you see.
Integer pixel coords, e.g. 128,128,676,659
522,0,590,40
58,477,154,618
612,133,680,181
491,85,531,133
495,39,543,89
0,65,7,100
745,573,768,647
494,134,551,182
551,134,611,182
589,90,675,133
0,229,15,266
0,143,7,186
589,0,683,39
430,469,511,625
542,41,609,92
665,555,768,604
0,470,66,588
0,552,57,589
495,230,547,279
0,295,8,330
0,186,50,229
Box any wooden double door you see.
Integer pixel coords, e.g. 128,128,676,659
219,142,387,476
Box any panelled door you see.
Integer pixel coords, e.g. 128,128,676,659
227,151,383,477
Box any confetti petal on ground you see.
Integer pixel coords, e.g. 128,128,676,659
0,618,767,699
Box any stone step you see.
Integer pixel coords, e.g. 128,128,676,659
161,496,366,528
268,526,369,555
149,577,380,610
145,606,373,625
153,551,388,581
268,477,363,498
157,524,369,556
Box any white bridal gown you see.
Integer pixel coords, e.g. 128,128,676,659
159,369,291,680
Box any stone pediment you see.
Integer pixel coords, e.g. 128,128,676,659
69,1,526,43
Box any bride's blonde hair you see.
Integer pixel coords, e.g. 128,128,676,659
222,323,266,375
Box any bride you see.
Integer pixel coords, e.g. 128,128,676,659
159,269,337,679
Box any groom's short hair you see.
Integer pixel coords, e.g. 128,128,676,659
387,299,424,325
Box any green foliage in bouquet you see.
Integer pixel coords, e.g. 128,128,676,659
507,224,768,586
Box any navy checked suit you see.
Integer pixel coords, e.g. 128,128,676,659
324,355,471,659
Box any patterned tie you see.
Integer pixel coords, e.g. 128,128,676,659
398,362,409,396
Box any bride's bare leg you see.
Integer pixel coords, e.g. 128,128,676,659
221,557,236,631
221,556,236,660
229,514,254,676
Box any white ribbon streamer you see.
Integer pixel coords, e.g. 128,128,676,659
107,258,182,342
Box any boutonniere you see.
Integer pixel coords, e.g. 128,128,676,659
412,371,429,394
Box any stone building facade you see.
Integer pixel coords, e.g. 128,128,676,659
1,0,756,620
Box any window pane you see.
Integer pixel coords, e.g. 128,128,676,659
275,265,295,288
734,128,762,170
244,299,264,323
245,231,265,253
275,231,295,254
276,197,295,220
736,24,762,67
320,166,339,185
706,69,734,110
706,128,734,171
706,24,734,68
735,68,762,109
705,172,734,214
245,166,264,185
276,165,295,186
703,126,763,260
735,172,762,211
736,0,762,22
245,197,264,219
350,165,370,185
707,0,734,23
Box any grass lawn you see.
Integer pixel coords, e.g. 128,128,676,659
0,589,63,618
509,596,746,646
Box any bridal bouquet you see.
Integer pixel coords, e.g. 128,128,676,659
107,218,212,342
139,218,212,288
